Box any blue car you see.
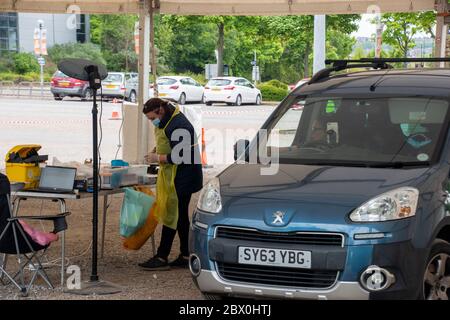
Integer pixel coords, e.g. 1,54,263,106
189,58,450,300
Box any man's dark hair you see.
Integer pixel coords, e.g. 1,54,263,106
142,98,175,115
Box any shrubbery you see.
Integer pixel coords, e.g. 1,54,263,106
265,79,288,90
257,80,289,102
0,72,51,83
12,53,40,74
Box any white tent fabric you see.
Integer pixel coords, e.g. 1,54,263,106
0,0,435,15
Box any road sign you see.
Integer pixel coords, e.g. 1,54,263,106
37,57,45,66
251,60,256,66
252,66,260,81
205,64,218,79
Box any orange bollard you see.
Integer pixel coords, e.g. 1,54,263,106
201,128,212,168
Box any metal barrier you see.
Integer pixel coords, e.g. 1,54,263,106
0,81,52,98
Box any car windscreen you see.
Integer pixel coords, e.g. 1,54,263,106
54,71,68,78
257,94,449,167
208,79,232,86
157,78,177,85
104,74,123,83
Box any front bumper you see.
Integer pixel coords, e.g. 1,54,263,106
190,221,426,300
193,269,369,300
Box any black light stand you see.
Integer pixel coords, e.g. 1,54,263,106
59,59,121,295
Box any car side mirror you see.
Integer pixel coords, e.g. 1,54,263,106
234,139,250,162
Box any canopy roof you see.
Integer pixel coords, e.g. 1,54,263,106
0,0,436,15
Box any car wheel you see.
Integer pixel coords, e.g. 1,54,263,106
421,239,450,300
178,92,186,105
81,89,92,101
206,101,212,106
234,95,242,106
54,95,63,101
129,90,137,103
256,94,262,105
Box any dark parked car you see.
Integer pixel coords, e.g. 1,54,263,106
190,58,450,300
50,70,91,101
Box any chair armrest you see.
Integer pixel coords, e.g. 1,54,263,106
8,212,71,221
9,212,71,234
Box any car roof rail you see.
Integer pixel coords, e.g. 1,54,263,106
308,58,450,84
309,61,392,84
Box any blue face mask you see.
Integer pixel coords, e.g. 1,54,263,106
152,118,161,127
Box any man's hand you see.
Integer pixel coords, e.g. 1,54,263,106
144,152,159,164
145,153,168,164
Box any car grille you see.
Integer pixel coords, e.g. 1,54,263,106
217,262,338,289
215,226,344,246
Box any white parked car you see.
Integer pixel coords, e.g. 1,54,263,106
204,77,262,106
149,76,204,104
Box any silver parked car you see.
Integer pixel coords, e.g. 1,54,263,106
101,72,138,102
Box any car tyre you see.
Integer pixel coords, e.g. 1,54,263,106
81,89,92,101
206,101,212,106
234,95,242,106
200,94,205,104
420,239,450,300
54,95,63,101
129,90,137,103
256,94,262,105
178,92,186,105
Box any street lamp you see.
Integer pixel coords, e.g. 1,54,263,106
34,20,47,96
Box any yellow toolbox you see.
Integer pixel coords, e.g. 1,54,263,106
5,144,48,189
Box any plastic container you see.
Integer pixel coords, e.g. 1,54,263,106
101,167,128,189
127,165,148,177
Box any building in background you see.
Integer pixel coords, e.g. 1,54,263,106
0,12,89,54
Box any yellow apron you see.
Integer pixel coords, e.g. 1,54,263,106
153,107,180,230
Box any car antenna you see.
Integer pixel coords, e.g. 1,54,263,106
369,67,392,92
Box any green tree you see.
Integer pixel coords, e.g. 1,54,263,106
380,12,435,58
90,14,138,71
48,42,106,66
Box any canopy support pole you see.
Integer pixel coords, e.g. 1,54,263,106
313,15,326,75
137,0,151,163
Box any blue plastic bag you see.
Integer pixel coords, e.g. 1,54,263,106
120,187,155,238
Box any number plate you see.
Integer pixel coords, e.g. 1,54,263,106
238,246,311,269
105,84,116,89
212,88,221,91
158,93,167,97
59,81,70,87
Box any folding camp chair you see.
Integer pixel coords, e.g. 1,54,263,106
0,173,70,296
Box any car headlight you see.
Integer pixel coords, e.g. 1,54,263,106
350,187,419,222
197,177,222,214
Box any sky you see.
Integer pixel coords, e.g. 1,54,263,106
352,14,431,38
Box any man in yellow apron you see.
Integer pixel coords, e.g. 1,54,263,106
139,98,203,270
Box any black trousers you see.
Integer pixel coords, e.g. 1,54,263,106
156,192,192,260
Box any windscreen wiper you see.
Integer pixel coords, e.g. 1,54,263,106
367,161,430,168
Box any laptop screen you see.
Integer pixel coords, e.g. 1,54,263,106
39,166,77,191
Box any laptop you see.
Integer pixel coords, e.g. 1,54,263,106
29,166,77,194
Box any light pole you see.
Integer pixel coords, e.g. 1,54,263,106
34,20,47,96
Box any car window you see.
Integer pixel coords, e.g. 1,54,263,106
180,78,190,85
105,74,124,83
244,80,254,88
158,78,177,85
261,95,449,166
207,79,231,86
235,79,244,86
187,78,197,86
54,71,68,78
